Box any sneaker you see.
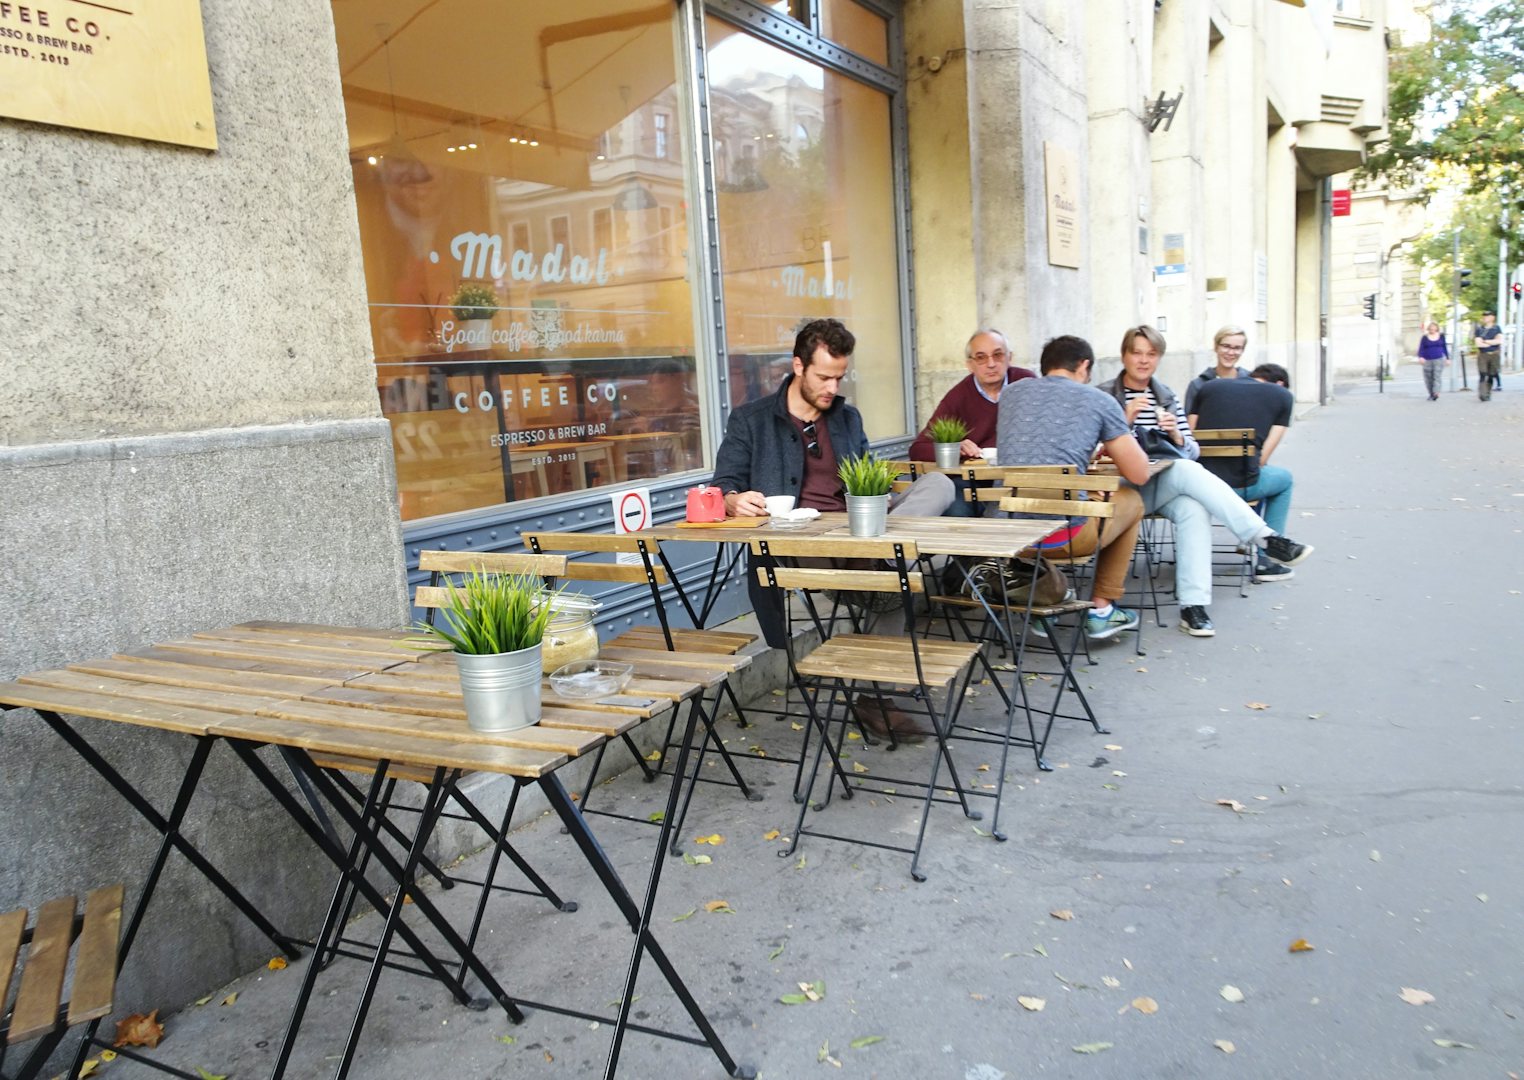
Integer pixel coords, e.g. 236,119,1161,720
1252,560,1294,583
1178,604,1215,637
1085,605,1140,641
1261,534,1313,567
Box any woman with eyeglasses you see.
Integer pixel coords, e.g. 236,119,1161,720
1183,326,1253,416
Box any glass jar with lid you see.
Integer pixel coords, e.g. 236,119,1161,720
540,593,601,673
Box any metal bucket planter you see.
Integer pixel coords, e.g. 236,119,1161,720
933,442,962,468
845,493,890,537
455,644,543,732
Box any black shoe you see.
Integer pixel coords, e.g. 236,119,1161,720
1179,605,1215,637
1261,535,1313,567
1252,560,1294,583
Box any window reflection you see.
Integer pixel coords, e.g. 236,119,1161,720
334,1,702,521
706,18,906,440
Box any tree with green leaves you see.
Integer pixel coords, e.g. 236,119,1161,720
1408,190,1509,318
1361,0,1524,202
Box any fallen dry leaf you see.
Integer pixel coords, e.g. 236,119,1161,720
1049,909,1075,921
1220,985,1245,1004
114,1010,166,1049
694,834,725,846
1399,987,1435,1006
644,749,663,762
1432,1039,1476,1049
969,992,986,1001
853,762,870,773
1216,799,1247,813
219,993,237,1007
1017,996,1046,1011
703,899,733,913
78,1059,101,1078
267,956,288,971
1131,996,1159,1015
1288,938,1315,953
1245,702,1270,710
1123,958,1133,971
1102,976,1121,988
977,763,991,772
1214,1039,1236,1054
1103,744,1122,751
762,829,781,841
1071,1042,1114,1055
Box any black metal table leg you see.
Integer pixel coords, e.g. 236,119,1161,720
539,697,755,1080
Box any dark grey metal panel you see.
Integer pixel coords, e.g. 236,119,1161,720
705,0,901,91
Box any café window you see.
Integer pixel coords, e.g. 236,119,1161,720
706,16,907,440
334,1,702,522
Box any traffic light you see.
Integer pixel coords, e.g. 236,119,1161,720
1459,267,1473,290
1512,282,1521,301
1362,293,1377,320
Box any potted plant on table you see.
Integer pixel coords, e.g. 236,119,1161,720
449,282,498,349
838,452,899,537
927,416,970,468
414,569,556,732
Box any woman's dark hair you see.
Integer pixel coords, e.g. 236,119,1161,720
793,319,856,366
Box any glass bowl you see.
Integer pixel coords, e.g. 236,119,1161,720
549,659,634,699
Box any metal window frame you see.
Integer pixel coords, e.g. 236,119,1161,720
398,0,915,632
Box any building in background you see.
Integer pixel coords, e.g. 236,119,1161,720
2,0,1395,1010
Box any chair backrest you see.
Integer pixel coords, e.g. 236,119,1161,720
413,551,568,613
520,532,671,586
1192,428,1257,490
747,536,924,594
997,469,1120,520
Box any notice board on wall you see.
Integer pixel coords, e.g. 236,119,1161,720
0,1,217,149
1044,141,1081,269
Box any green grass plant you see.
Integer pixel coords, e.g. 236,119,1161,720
414,569,557,655
927,416,970,444
837,452,899,497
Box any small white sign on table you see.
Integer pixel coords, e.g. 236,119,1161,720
611,488,653,564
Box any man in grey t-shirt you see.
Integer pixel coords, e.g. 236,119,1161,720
996,335,1150,640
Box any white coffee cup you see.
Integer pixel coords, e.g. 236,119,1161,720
764,495,797,517
980,448,998,465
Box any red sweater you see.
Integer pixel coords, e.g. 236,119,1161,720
908,367,1036,461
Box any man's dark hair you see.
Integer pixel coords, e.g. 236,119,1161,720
1038,335,1095,375
1251,363,1289,386
793,319,855,366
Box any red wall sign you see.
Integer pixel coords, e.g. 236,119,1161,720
1331,189,1352,217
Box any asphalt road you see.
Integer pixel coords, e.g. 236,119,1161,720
116,365,1523,1079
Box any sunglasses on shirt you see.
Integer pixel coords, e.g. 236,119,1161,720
802,420,822,458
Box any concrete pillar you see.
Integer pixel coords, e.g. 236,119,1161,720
1084,0,1156,378
0,0,407,1014
1149,0,1210,383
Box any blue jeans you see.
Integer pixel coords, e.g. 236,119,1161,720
1135,460,1272,608
1238,466,1293,535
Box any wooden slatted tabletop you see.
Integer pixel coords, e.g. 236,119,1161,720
0,622,705,780
646,514,1051,560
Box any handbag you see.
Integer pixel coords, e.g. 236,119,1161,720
962,557,1071,608
1135,427,1188,460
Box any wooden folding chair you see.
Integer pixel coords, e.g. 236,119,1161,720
519,533,764,854
751,536,985,881
1192,428,1260,597
975,471,1131,770
1,886,122,1080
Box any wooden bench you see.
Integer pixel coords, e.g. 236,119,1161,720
1,886,123,1080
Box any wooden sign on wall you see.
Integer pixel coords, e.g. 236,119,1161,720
0,1,217,149
1044,142,1081,269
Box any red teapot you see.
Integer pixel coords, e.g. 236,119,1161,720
685,484,726,523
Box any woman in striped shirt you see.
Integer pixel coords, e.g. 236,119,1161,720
1098,324,1200,461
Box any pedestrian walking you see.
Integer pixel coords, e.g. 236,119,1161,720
1416,322,1449,401
1474,311,1502,401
